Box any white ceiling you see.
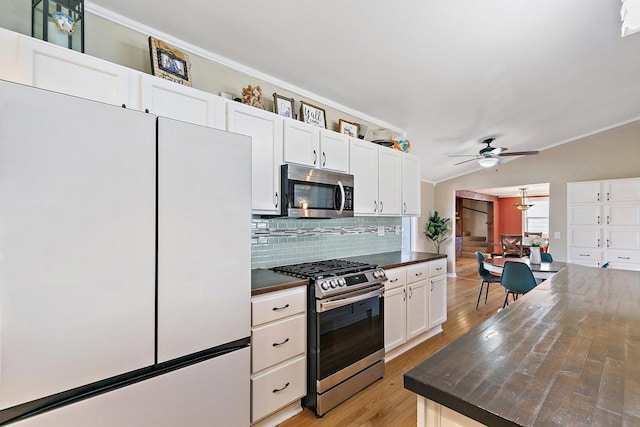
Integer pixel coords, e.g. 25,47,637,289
87,0,640,183
471,183,549,198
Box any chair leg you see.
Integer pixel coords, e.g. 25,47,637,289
502,292,510,309
484,282,490,304
475,281,486,310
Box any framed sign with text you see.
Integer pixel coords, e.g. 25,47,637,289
300,101,326,128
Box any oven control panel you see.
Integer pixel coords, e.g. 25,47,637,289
315,269,386,298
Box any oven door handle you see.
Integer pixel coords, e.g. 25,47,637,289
318,287,384,312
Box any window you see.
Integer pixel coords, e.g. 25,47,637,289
525,197,549,235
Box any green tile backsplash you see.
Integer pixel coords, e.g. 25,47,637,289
251,216,403,268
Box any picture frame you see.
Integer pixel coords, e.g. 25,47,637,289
273,93,295,118
300,101,327,128
148,36,192,87
339,119,360,138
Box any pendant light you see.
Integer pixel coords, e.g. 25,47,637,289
515,188,534,211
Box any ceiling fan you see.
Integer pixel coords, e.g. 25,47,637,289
450,136,540,167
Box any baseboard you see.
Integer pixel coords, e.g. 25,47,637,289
251,401,303,427
384,325,444,363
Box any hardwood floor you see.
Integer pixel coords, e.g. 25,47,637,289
278,266,504,427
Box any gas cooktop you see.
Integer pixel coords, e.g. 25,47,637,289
272,259,377,279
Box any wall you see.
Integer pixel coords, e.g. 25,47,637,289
434,119,640,273
461,199,489,236
415,181,437,252
498,197,523,234
251,217,402,268
0,4,400,140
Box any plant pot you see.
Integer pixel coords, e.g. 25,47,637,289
529,246,541,264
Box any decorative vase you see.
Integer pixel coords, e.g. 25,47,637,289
530,246,541,264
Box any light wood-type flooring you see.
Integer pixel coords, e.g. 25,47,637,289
278,259,503,427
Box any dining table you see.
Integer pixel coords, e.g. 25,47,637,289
483,256,568,280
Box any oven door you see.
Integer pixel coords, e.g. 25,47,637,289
315,286,384,383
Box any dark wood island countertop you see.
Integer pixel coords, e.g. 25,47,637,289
404,264,640,426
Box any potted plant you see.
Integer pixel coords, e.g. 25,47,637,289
425,211,451,254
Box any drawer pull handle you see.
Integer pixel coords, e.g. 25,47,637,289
618,256,631,260
273,382,290,393
272,338,290,347
579,254,591,257
436,267,442,271
415,272,423,276
389,278,398,283
272,304,290,311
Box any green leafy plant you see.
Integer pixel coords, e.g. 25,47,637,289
425,211,451,254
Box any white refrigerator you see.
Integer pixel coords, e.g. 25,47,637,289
0,80,251,426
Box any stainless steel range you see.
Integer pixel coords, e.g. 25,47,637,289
273,259,387,417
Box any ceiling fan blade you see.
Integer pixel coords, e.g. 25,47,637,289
454,157,480,165
499,150,539,156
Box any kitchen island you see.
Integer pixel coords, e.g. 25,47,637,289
404,264,640,426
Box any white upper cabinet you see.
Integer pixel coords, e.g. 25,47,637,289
349,138,380,215
283,120,349,172
402,153,421,216
138,73,225,129
227,102,283,215
18,35,132,108
605,179,640,202
378,147,402,216
567,180,603,203
283,119,320,167
318,129,349,172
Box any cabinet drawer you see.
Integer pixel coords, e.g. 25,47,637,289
606,249,640,264
252,286,306,326
251,355,306,422
428,259,447,277
406,263,429,284
568,248,603,262
384,267,406,290
252,314,305,373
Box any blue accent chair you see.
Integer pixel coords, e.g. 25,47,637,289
475,252,502,310
500,261,537,309
540,252,553,262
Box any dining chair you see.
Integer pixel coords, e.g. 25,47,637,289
540,252,553,262
501,234,524,258
500,261,537,309
475,252,502,310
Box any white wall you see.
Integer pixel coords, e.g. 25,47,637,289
433,120,640,273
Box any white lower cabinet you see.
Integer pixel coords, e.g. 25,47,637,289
384,259,447,357
251,286,306,424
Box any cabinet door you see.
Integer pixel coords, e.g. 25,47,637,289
605,204,640,226
319,129,349,172
406,281,428,340
567,227,602,248
402,153,421,216
378,147,402,216
384,286,407,353
349,138,379,215
605,228,640,250
18,35,131,107
567,204,603,226
227,103,283,214
139,74,225,129
567,181,603,203
605,179,640,202
283,118,319,167
568,248,603,266
429,275,447,328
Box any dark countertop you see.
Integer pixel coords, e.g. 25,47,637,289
404,264,640,426
251,251,445,296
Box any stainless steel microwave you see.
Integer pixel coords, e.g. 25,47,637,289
281,164,354,218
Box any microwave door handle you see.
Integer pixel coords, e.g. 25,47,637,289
336,180,345,215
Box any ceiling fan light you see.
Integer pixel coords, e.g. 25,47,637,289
478,157,499,167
